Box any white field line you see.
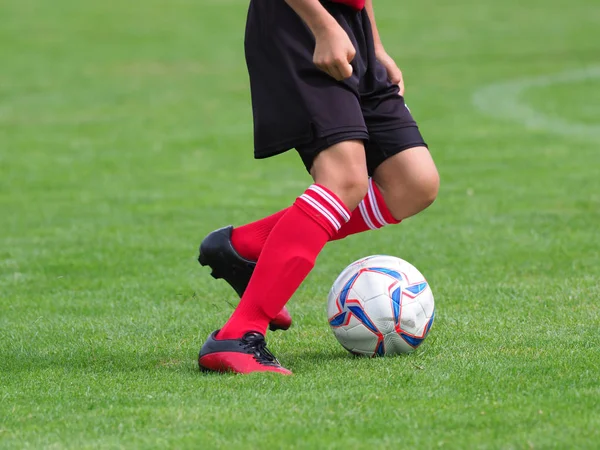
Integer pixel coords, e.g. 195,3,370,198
472,66,600,140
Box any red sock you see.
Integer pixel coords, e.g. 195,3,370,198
229,179,400,261
332,178,401,241
230,209,287,261
218,184,351,339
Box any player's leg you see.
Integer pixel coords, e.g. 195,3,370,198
197,0,374,337
197,142,435,349
346,1,439,226
198,1,401,373
371,145,439,221
217,139,369,338
199,140,368,374
207,173,401,263
198,165,403,308
359,81,439,222
198,223,293,332
197,136,373,333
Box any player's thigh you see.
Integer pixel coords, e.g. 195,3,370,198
373,145,439,197
361,80,439,215
372,143,440,220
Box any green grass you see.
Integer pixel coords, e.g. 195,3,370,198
1,0,600,448
525,78,600,125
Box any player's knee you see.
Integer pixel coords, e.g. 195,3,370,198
333,175,369,211
312,139,369,210
385,166,439,219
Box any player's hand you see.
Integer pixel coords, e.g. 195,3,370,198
376,50,405,96
313,24,356,81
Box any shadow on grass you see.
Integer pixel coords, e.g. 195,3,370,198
191,349,357,377
283,347,359,365
175,347,359,377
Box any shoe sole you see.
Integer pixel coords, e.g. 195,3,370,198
199,251,248,298
198,252,228,283
199,354,292,375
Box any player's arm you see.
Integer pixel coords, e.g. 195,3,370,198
364,0,405,95
284,0,356,81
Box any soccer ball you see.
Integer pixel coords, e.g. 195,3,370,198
327,255,435,357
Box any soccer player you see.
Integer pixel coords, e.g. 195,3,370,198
198,0,439,375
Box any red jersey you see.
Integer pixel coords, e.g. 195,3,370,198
328,0,365,11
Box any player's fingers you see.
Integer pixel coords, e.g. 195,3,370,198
389,68,404,96
388,67,402,85
315,60,336,80
314,60,326,74
324,63,342,81
331,65,346,81
338,61,353,80
347,45,357,63
316,58,352,81
327,58,351,81
397,71,405,96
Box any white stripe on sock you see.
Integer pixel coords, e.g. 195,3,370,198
358,200,378,230
368,179,389,227
309,185,351,222
299,194,341,231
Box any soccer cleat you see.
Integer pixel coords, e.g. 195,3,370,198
198,226,255,297
198,226,292,331
269,305,292,332
199,331,292,375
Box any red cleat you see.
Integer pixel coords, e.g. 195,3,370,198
270,307,292,331
199,331,292,375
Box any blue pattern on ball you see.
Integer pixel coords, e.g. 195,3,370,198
368,267,403,281
348,305,379,334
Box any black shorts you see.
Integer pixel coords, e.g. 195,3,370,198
245,1,427,175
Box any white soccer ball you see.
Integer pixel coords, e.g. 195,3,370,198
327,255,435,357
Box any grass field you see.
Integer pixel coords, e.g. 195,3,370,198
1,0,599,448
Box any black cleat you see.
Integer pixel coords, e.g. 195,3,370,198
198,226,255,297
